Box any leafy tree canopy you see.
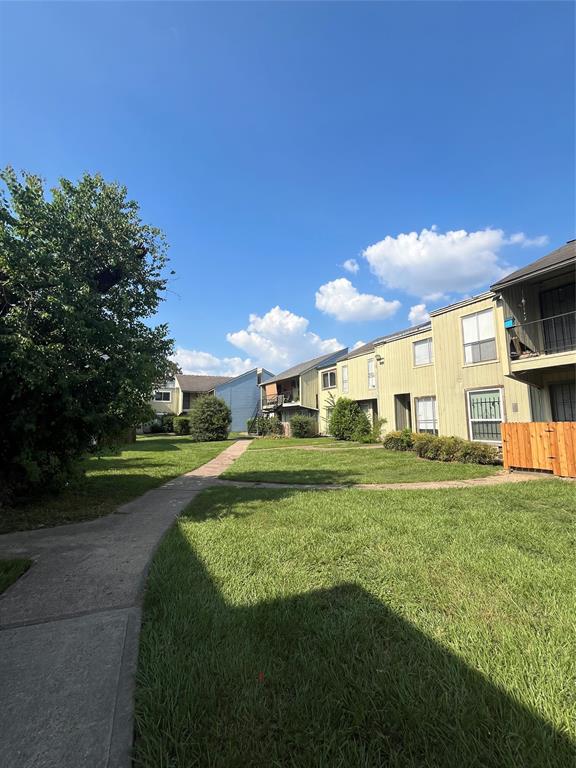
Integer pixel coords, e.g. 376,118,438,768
0,168,175,500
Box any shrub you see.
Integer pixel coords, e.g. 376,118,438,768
148,421,164,434
412,433,437,457
329,398,371,441
412,433,500,464
290,414,318,438
160,413,174,433
247,415,283,436
188,396,231,442
382,428,415,451
173,415,190,435
455,440,500,465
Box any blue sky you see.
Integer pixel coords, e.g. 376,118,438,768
1,1,574,375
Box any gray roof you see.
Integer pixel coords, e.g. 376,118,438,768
263,349,347,385
213,367,275,388
344,323,432,360
175,374,232,392
491,240,576,291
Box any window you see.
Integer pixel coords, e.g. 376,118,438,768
154,390,171,402
413,338,433,366
342,365,349,393
467,389,503,442
462,309,497,363
367,358,376,389
325,407,334,431
322,370,336,389
415,396,438,434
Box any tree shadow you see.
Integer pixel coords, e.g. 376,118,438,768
135,516,575,768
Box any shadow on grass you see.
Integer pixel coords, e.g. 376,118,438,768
135,513,574,768
222,469,357,485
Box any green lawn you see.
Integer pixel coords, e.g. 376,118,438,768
249,436,356,450
135,481,575,767
0,558,32,594
2,435,234,533
223,444,499,484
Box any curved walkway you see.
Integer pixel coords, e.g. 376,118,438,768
0,439,251,768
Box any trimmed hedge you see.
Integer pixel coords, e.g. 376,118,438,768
384,430,500,465
290,414,318,438
382,428,415,451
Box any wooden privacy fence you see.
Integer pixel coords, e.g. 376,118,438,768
501,422,576,478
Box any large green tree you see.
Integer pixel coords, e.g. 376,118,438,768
0,168,175,500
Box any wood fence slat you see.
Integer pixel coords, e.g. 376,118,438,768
556,423,568,477
546,422,560,476
499,422,575,477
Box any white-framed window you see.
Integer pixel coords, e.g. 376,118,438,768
341,365,349,393
415,396,438,434
367,358,376,389
413,338,433,366
322,369,337,389
467,388,503,442
462,309,497,364
154,390,171,402
325,407,334,432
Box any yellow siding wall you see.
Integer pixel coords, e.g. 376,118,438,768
301,369,320,410
432,296,531,439
150,385,181,415
317,368,338,434
340,353,378,402
375,329,436,431
316,354,379,434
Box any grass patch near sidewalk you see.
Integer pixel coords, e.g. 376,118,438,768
248,436,354,449
135,480,575,768
223,444,499,484
2,435,235,533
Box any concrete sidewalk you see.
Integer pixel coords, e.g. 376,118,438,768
0,439,251,768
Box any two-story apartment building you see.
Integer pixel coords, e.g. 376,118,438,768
314,242,575,443
428,294,532,442
151,374,232,416
490,239,575,422
260,349,347,435
214,368,275,432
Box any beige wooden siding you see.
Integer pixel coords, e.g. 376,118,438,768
300,369,320,410
431,296,531,439
375,329,437,431
338,352,378,401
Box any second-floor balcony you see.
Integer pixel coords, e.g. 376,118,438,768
262,389,300,410
506,311,576,368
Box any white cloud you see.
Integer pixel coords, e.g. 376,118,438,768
362,227,548,300
352,340,366,350
408,303,430,326
342,258,359,274
315,278,401,322
506,232,549,248
173,348,253,377
227,306,343,371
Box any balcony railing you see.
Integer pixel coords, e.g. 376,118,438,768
507,311,576,360
261,390,300,409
